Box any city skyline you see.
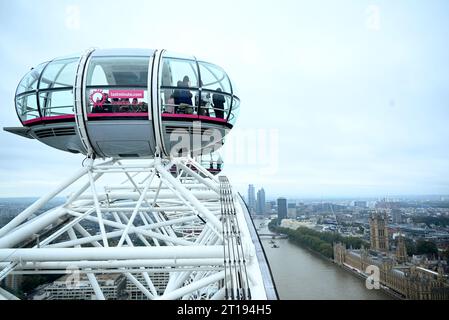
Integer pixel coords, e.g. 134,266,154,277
242,182,449,203
2,188,449,300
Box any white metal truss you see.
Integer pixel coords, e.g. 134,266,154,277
0,157,269,300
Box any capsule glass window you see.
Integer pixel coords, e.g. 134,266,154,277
86,56,149,87
39,90,74,117
228,97,240,125
85,57,150,114
16,93,39,122
205,90,231,120
198,62,231,94
160,58,199,114
39,58,78,89
160,58,199,88
16,63,47,95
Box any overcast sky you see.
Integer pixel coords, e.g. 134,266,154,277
1,0,449,199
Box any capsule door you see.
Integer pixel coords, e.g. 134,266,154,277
82,50,157,158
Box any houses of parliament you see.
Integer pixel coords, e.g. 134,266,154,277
334,212,449,300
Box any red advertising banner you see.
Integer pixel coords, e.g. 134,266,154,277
109,90,144,99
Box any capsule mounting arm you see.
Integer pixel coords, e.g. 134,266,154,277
3,127,34,139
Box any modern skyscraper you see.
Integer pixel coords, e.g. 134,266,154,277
256,188,266,215
247,184,256,214
277,198,287,220
369,211,389,252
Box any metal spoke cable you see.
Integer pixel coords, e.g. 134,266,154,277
219,176,250,300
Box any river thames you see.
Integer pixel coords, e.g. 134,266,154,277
254,218,392,300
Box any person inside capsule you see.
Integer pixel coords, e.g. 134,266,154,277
173,76,193,114
212,88,225,119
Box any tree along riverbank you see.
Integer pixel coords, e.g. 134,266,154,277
268,218,369,259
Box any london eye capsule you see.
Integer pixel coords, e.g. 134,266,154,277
5,48,240,159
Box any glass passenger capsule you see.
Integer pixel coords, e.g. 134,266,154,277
6,48,240,159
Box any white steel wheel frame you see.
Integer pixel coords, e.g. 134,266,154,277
0,157,267,300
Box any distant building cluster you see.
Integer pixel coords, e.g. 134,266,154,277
27,272,169,300
245,184,298,220
266,194,449,299
247,185,269,215
334,212,449,300
280,219,315,230
269,197,449,243
31,274,126,300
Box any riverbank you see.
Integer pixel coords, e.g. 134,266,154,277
282,233,401,299
258,236,391,298
268,219,368,258
267,219,398,299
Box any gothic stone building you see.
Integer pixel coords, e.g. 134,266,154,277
334,243,449,300
369,212,389,252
